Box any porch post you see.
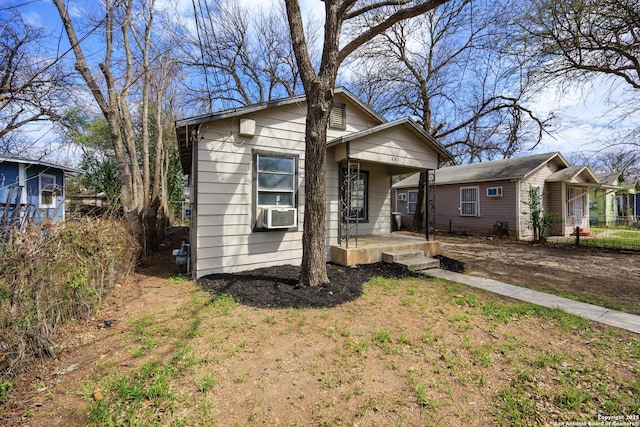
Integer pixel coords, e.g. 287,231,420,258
424,168,429,241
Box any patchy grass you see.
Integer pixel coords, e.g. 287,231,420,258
13,274,640,426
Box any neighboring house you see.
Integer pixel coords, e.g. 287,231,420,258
175,88,453,278
394,152,599,239
617,180,639,223
589,172,622,225
0,156,82,229
391,173,421,229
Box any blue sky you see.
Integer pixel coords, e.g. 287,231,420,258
6,0,637,165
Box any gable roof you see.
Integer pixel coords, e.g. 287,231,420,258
176,88,458,173
547,165,599,184
327,117,453,163
595,172,622,186
0,156,83,175
434,152,569,185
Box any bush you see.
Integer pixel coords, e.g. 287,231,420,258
0,218,139,381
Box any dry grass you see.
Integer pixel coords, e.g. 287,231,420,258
0,218,138,381
76,276,639,426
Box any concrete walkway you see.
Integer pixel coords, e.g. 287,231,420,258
421,269,640,335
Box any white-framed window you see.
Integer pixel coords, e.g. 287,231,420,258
460,186,479,216
256,153,297,207
407,190,418,214
397,193,406,201
40,173,57,208
486,186,503,197
568,187,587,218
531,185,543,210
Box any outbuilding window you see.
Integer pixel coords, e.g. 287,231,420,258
460,186,479,216
40,174,57,208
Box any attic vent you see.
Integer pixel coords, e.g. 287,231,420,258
329,103,346,129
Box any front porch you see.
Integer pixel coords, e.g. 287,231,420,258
330,233,441,266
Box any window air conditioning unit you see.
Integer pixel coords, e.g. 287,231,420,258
262,207,297,229
486,187,503,197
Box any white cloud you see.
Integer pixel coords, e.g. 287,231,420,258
533,76,639,155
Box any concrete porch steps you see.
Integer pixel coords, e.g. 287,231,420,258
382,250,440,272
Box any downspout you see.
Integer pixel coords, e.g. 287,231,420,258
191,123,201,278
424,168,429,241
515,179,521,239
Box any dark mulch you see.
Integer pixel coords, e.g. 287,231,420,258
199,262,420,309
434,254,466,273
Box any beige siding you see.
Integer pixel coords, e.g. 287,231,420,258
546,182,565,235
435,181,519,235
195,105,307,278
194,100,392,278
347,127,439,170
518,161,564,238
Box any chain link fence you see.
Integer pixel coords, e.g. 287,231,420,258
574,223,640,251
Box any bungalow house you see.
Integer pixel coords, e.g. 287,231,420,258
393,152,599,239
589,172,622,225
0,156,82,230
175,88,453,278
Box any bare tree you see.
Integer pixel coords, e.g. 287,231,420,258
345,0,552,231
53,0,179,252
520,0,640,150
569,147,640,181
181,0,310,110
0,11,75,154
284,0,452,286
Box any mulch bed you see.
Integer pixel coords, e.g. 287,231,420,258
199,256,466,309
199,262,415,309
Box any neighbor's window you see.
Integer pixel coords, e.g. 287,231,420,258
256,154,296,207
40,174,57,208
407,190,418,214
460,186,479,216
329,103,346,130
567,187,587,218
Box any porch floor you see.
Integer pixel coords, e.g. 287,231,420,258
330,233,441,267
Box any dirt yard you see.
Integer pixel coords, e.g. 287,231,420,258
435,234,640,315
2,231,638,425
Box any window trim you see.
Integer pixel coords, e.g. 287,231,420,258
460,186,479,217
251,149,300,231
40,173,57,209
340,169,369,223
254,151,298,209
567,186,587,218
407,190,418,214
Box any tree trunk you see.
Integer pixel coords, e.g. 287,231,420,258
299,87,331,286
411,171,427,232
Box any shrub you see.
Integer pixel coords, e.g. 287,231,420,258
0,218,139,382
